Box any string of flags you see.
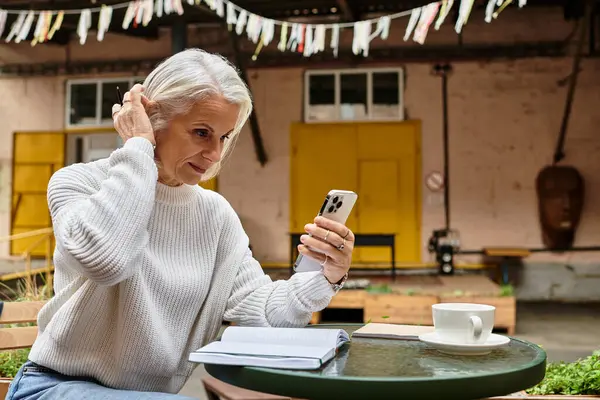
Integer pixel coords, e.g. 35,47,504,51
0,0,527,58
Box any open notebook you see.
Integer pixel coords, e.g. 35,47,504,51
189,326,350,370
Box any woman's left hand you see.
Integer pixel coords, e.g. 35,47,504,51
298,216,355,284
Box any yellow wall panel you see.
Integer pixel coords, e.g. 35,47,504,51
356,160,398,263
11,131,65,256
290,123,358,233
12,195,50,227
290,121,422,265
14,133,65,164
199,177,218,192
13,165,57,192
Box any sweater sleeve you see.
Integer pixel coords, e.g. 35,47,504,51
48,137,158,286
223,247,335,327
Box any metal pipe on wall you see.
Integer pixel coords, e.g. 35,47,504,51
432,63,453,230
459,245,600,255
442,68,450,230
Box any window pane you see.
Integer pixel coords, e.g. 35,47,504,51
340,73,367,120
85,133,121,162
307,74,336,121
308,74,334,105
372,71,401,119
100,81,130,124
69,83,97,125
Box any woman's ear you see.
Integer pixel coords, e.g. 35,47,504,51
142,96,159,114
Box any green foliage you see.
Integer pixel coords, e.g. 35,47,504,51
0,277,52,302
0,349,30,379
499,284,514,297
365,284,392,294
526,351,600,396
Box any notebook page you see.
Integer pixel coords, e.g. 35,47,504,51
189,352,321,370
194,341,332,360
221,326,346,348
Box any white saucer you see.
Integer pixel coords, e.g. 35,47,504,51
418,332,510,356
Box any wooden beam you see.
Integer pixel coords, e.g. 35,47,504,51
0,41,569,77
228,28,268,166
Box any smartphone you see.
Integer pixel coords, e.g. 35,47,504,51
293,189,358,273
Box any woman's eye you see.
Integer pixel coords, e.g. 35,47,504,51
193,129,209,137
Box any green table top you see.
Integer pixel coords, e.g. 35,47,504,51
204,324,547,400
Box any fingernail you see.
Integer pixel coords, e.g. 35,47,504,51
300,235,308,242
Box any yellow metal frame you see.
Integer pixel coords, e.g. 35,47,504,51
289,120,423,266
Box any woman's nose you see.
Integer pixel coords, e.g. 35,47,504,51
202,139,222,163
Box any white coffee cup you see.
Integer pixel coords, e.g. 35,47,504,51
432,303,495,344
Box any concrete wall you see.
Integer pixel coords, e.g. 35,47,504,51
1,5,599,300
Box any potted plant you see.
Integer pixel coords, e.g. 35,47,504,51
523,350,600,397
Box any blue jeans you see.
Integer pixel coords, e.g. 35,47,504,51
6,361,198,400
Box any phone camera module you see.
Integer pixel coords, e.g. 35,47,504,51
336,201,343,209
332,196,339,203
328,205,335,213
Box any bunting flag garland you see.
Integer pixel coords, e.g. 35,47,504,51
77,9,92,44
434,0,454,30
97,5,113,41
455,0,475,33
413,3,440,44
0,0,527,56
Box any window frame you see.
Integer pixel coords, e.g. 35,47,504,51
65,76,145,128
303,67,404,123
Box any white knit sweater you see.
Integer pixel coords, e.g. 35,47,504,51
29,137,335,394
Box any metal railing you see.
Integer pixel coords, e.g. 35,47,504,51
0,228,54,297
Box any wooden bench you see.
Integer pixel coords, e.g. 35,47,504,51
483,247,531,285
0,300,46,398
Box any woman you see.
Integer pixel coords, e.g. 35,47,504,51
7,49,355,400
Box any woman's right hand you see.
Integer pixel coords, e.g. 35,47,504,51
112,84,156,146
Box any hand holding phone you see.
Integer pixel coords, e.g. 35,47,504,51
293,190,358,273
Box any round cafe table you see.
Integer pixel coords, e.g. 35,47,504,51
204,324,547,400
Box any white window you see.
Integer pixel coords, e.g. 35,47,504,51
66,76,145,128
304,68,404,123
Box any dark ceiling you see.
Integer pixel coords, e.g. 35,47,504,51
0,0,576,20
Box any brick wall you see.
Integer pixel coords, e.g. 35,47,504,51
1,5,599,299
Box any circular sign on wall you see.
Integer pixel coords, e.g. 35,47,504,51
425,171,445,192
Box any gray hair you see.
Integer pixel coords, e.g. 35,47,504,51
142,48,253,180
